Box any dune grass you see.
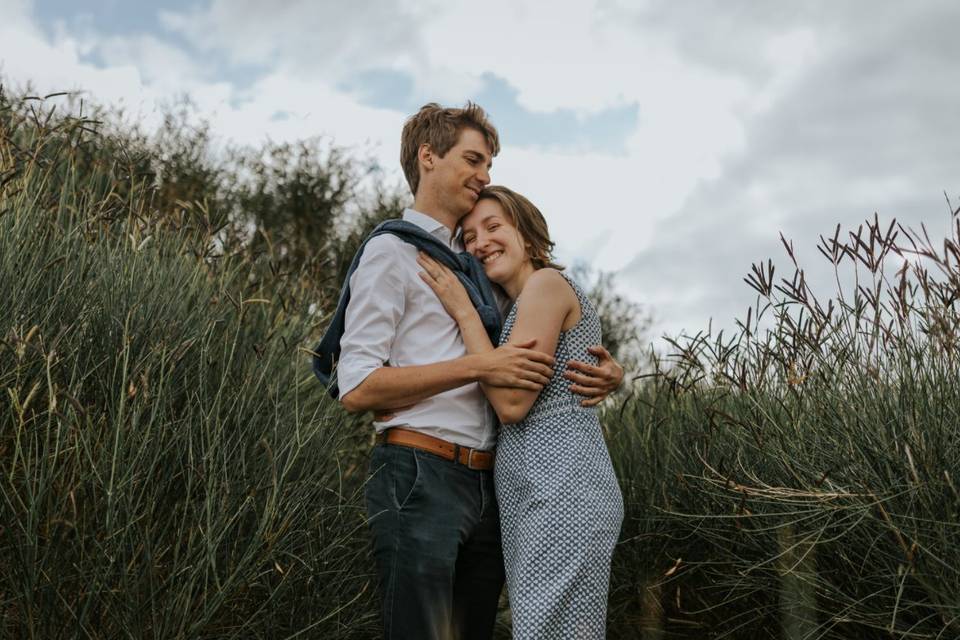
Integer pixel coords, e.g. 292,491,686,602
606,208,960,638
3,88,959,639
1,90,378,639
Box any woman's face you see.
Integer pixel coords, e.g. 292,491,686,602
460,199,530,284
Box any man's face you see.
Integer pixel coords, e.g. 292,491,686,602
427,128,493,218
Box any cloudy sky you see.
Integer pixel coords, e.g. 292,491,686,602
2,0,957,341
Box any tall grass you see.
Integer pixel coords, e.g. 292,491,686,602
605,206,960,638
5,87,959,639
1,92,378,638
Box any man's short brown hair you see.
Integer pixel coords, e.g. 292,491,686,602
400,102,500,196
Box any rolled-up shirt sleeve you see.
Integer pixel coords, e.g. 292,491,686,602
336,236,406,400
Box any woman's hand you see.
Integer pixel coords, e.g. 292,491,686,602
564,345,625,407
416,252,477,324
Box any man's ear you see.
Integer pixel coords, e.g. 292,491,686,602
418,143,434,171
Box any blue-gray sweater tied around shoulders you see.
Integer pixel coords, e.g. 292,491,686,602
311,219,502,399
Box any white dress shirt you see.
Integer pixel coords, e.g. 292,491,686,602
337,209,498,450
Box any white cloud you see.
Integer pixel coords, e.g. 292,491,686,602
214,72,405,165
93,34,210,92
420,0,625,113
159,0,427,79
4,0,957,347
0,0,29,21
620,2,960,340
0,3,406,167
1,11,141,107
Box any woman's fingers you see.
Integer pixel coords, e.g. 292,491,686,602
417,252,454,281
416,253,437,278
418,262,450,291
417,270,440,291
416,252,440,279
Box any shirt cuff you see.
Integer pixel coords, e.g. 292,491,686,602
336,356,382,400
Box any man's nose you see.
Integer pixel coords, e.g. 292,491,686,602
477,166,491,186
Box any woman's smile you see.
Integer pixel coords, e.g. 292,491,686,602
481,250,504,265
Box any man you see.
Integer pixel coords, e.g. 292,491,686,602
337,103,623,640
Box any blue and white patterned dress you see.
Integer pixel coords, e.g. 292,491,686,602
495,271,624,639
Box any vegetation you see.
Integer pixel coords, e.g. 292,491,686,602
606,208,960,638
3,86,958,639
0,88,387,638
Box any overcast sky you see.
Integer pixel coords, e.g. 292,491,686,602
2,0,957,342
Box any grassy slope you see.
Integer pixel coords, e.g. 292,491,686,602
4,91,960,639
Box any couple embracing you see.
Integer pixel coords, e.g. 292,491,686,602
314,103,624,639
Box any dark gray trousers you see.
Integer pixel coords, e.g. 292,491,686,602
365,443,505,640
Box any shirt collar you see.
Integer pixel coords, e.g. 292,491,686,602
402,208,461,250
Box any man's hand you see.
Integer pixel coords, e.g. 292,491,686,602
477,339,555,389
564,346,624,407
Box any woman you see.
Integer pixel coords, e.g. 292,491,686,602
416,186,624,639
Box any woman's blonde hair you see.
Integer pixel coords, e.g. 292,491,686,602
477,186,563,270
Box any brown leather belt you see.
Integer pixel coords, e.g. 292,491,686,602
375,427,495,471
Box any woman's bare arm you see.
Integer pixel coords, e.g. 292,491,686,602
416,253,576,424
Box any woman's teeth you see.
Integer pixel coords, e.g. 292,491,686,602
482,251,503,265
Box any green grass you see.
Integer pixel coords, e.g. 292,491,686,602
604,214,960,638
3,88,959,639
1,90,378,639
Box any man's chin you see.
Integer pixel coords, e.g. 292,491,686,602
458,196,477,218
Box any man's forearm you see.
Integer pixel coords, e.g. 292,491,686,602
340,356,483,413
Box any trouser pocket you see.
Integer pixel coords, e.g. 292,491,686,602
390,445,422,510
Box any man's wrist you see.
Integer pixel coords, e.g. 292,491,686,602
463,351,490,383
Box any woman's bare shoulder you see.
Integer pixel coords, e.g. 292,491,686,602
522,269,577,307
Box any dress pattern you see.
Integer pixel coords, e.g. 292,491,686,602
495,271,624,639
